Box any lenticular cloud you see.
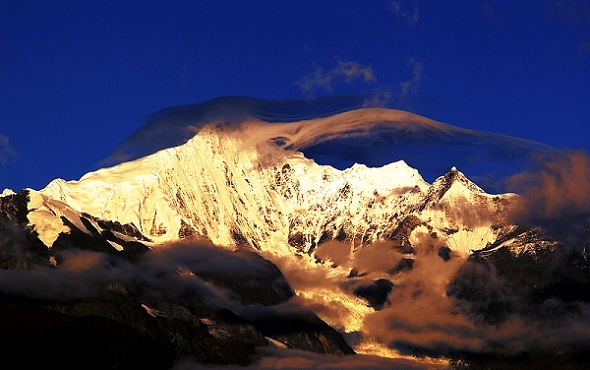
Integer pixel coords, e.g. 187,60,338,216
101,96,555,193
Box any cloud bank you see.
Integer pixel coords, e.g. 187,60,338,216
507,150,590,221
262,224,590,365
174,347,438,370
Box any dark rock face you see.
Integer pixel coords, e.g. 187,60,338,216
0,192,354,368
437,246,452,261
0,296,173,370
449,241,590,325
353,278,394,310
0,190,29,224
389,258,414,275
250,312,355,355
0,190,50,270
445,221,590,367
43,293,260,366
195,250,294,306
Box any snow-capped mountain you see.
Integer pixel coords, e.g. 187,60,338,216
1,97,589,369
33,108,511,257
3,104,524,357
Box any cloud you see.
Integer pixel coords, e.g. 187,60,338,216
445,253,590,356
352,240,404,275
554,0,590,26
362,246,485,354
480,2,498,22
389,0,420,25
297,61,375,96
269,226,590,360
0,249,125,299
265,236,485,355
400,57,424,96
359,236,590,357
0,236,280,311
313,240,352,266
174,347,439,369
362,91,393,108
553,0,590,50
0,135,15,166
506,150,590,221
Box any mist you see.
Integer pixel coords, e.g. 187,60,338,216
173,347,438,370
507,150,590,221
263,224,590,366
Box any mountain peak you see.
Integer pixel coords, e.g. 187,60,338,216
32,115,506,260
1,189,15,197
422,166,486,207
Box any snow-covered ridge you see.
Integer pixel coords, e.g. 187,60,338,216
1,106,526,360
28,108,512,257
1,188,15,197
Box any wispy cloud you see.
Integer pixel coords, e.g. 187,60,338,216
400,57,424,96
554,0,590,26
389,0,419,25
0,135,16,166
553,0,590,51
362,91,393,108
480,2,498,22
297,61,375,96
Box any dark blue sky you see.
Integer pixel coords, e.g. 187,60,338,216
1,1,589,192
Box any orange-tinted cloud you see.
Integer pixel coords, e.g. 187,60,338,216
362,247,484,353
352,240,403,274
507,150,590,221
313,240,352,266
174,347,441,369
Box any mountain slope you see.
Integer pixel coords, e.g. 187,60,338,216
2,102,589,368
35,109,511,258
0,190,355,368
11,107,517,362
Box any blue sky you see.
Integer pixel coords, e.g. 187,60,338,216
1,1,589,192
